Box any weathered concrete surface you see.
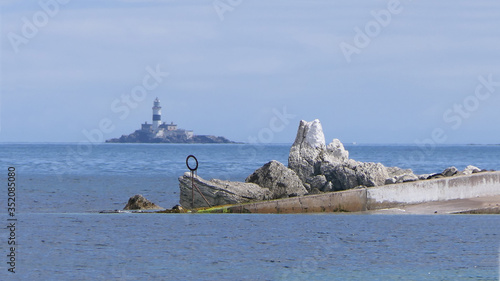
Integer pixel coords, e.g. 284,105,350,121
362,195,500,215
199,188,367,214
367,171,500,210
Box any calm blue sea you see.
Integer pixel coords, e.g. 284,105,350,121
1,143,499,280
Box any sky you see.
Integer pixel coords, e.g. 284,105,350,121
1,0,499,144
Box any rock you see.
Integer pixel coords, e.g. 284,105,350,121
307,175,328,192
323,181,334,192
246,160,308,199
324,139,349,163
288,120,353,184
179,172,270,208
355,162,389,186
427,173,445,180
288,120,393,190
318,161,388,190
442,166,458,177
320,162,358,191
418,174,431,180
386,167,419,183
385,177,397,185
171,204,187,213
463,165,481,175
124,194,164,210
288,119,327,182
309,188,322,195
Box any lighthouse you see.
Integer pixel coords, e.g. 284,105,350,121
152,97,162,130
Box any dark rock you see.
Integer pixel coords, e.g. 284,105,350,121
319,160,389,190
171,204,187,213
442,166,458,177
355,162,389,186
124,194,163,210
309,188,322,195
418,174,431,180
246,160,307,199
427,173,445,180
323,181,334,192
307,175,328,192
320,162,358,191
385,178,397,185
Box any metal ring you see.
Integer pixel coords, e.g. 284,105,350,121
186,155,198,171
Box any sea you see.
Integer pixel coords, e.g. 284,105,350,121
1,143,499,280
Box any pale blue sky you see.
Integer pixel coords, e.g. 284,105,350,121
1,0,499,144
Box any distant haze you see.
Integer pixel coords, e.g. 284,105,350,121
1,0,499,144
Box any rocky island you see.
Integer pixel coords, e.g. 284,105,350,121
106,98,235,144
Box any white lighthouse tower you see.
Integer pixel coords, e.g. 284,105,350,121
152,97,162,130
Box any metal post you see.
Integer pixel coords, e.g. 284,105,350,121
186,155,211,208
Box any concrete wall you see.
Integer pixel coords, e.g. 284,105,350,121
367,171,500,210
201,171,500,213
226,188,367,214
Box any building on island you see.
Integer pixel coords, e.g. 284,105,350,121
152,97,162,130
140,97,194,139
106,97,233,143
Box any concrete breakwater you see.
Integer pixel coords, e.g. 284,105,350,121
196,171,500,214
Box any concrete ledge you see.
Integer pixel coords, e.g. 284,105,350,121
197,171,500,214
367,171,500,210
222,188,367,214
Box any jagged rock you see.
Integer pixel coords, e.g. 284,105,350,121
179,172,270,208
385,167,419,184
418,174,431,180
246,160,307,199
320,162,358,191
463,165,481,175
288,120,401,191
171,205,187,213
124,194,163,210
323,181,334,192
288,119,327,182
324,139,349,163
307,175,328,192
428,173,445,180
385,177,397,185
355,162,389,186
442,166,458,177
309,188,322,195
319,160,390,190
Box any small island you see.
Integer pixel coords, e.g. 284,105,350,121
106,98,235,143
